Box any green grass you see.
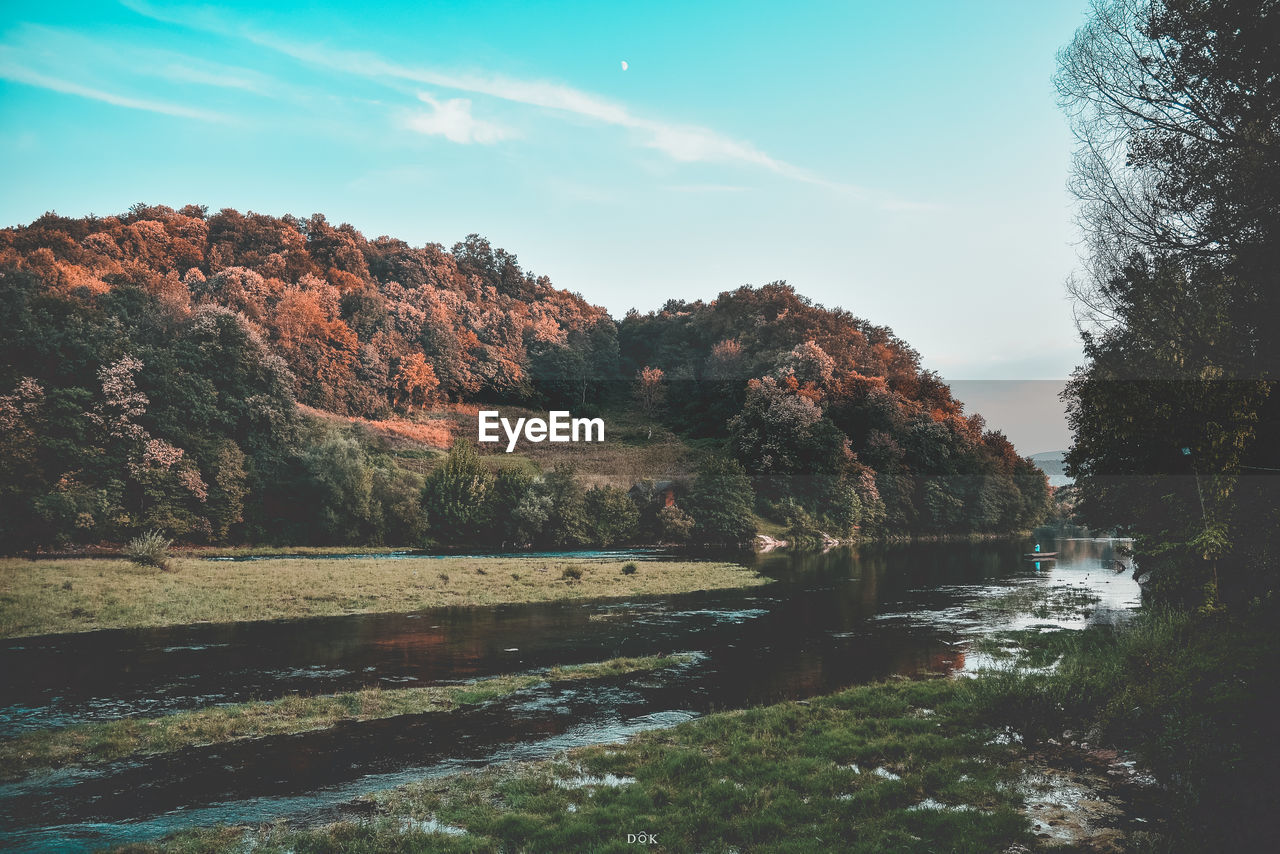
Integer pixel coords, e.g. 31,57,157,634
0,556,766,638
966,609,1208,743
111,604,1280,852
753,513,789,539
965,606,1280,850
969,628,1075,670
116,678,1034,854
974,584,1103,622
0,656,691,781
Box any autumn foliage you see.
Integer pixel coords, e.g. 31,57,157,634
0,205,1049,549
0,205,611,418
618,286,1051,536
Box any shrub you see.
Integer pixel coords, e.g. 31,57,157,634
780,499,825,550
420,439,493,545
543,465,588,547
584,484,640,546
621,562,638,575
561,564,584,581
656,504,695,543
124,530,173,571
685,456,757,545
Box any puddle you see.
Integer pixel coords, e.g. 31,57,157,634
1018,737,1167,849
1021,765,1128,848
397,816,466,836
908,798,976,812
554,772,636,788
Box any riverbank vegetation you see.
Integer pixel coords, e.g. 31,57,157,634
116,677,1035,854
109,595,1280,853
0,655,691,781
1031,0,1280,842
1058,0,1280,610
974,605,1280,850
0,556,764,638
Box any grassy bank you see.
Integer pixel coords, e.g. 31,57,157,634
112,589,1275,853
303,401,697,490
0,556,765,638
108,587,1269,852
969,606,1280,850
0,656,689,781
117,677,1033,854
177,545,418,558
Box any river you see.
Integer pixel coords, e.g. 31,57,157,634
0,536,1137,852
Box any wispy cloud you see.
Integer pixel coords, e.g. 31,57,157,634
0,24,277,119
404,93,513,144
0,50,227,121
159,62,273,95
114,0,934,208
663,184,750,193
249,34,836,181
119,1,838,182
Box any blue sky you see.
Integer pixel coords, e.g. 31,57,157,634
0,1,1093,452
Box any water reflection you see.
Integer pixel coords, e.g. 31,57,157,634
0,537,1138,852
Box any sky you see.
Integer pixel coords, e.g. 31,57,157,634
0,0,1094,454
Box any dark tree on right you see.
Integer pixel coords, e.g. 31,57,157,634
1059,0,1280,607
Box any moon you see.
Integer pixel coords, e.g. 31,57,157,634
620,60,629,71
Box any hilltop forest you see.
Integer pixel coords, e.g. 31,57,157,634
0,205,1049,550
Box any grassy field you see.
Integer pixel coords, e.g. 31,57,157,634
116,678,1033,854
480,411,697,490
0,556,766,638
0,655,690,781
302,401,702,489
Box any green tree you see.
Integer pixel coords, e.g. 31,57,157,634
421,439,494,546
685,456,757,545
204,441,248,542
583,485,640,547
489,467,540,547
656,504,695,544
1058,0,1280,605
370,465,427,545
541,465,588,547
1064,258,1268,603
728,376,851,506
301,429,374,544
510,485,553,547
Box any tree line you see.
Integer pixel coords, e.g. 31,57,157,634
0,206,1049,550
1058,0,1279,607
619,286,1050,539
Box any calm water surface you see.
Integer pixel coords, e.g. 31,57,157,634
0,537,1138,852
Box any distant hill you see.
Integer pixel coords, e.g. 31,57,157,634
0,204,1052,547
1030,451,1073,488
